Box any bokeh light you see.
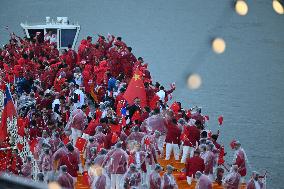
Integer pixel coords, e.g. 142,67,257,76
212,38,226,54
273,0,284,14
235,0,249,16
48,182,61,189
187,73,202,90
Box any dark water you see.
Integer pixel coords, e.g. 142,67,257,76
1,0,284,187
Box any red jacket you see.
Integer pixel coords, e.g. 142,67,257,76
186,156,205,177
165,122,181,144
186,126,200,147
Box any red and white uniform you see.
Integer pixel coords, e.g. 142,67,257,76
223,169,241,189
149,171,162,189
165,121,181,161
162,173,178,189
196,174,212,189
57,172,74,189
185,156,205,178
102,148,128,189
21,161,32,178
233,148,247,177
124,169,142,189
180,125,200,163
246,179,264,189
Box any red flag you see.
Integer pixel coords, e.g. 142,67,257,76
110,124,121,133
204,115,209,121
170,102,180,114
17,117,28,137
149,94,159,110
218,146,225,165
0,85,17,142
123,70,147,108
111,133,119,144
82,171,90,186
62,135,70,145
29,138,38,155
17,143,24,152
144,137,151,146
131,110,141,122
177,172,187,180
230,139,237,149
128,153,135,165
218,116,223,125
75,137,87,152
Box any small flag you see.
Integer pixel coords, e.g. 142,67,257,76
75,137,87,152
111,133,119,144
218,116,223,125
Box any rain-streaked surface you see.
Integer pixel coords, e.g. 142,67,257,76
1,0,284,187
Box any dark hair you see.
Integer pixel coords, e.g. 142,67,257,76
160,86,164,90
154,108,160,114
201,130,207,138
117,37,122,41
127,47,132,52
66,143,74,152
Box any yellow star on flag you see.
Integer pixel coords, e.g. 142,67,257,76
133,74,140,81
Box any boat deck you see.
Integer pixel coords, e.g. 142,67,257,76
74,153,247,189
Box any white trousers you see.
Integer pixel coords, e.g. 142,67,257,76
165,143,180,160
180,146,194,163
111,174,123,189
71,127,82,145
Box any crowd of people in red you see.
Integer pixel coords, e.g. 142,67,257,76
0,32,265,189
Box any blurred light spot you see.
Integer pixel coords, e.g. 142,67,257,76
48,182,61,189
273,0,284,14
235,0,248,16
187,74,202,90
212,38,226,54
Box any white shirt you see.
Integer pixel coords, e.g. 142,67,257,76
156,90,166,101
74,89,85,108
254,180,261,189
135,152,141,169
74,73,83,86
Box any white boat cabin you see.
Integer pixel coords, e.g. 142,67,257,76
20,17,80,50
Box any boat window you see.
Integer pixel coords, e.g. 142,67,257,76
27,29,44,43
45,29,57,42
61,29,77,48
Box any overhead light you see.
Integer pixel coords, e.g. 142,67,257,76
212,38,226,54
187,73,202,90
273,0,284,14
235,0,249,16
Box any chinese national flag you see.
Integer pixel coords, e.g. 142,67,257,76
75,137,87,152
123,70,147,108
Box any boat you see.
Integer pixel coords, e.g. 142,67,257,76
20,17,80,50
0,17,268,189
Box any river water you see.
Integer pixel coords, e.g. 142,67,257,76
1,0,284,188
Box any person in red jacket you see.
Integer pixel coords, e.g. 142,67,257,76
165,119,181,161
185,150,205,184
180,120,201,163
231,141,247,183
149,164,163,189
102,142,128,189
246,171,264,189
57,165,74,189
